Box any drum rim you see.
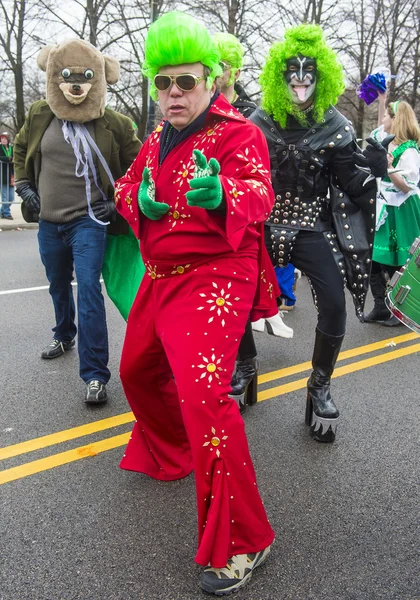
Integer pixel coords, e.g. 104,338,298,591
386,294,420,335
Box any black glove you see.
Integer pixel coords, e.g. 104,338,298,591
352,135,395,178
91,199,116,222
15,181,41,214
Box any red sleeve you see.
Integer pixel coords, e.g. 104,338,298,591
114,141,149,239
210,121,275,251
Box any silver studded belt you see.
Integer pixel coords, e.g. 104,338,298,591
268,191,330,231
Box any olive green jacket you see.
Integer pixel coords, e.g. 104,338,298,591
14,100,144,318
14,100,141,200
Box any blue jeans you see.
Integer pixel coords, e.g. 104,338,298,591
1,184,14,217
38,216,110,384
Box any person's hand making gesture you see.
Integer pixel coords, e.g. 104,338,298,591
138,167,170,220
186,150,224,211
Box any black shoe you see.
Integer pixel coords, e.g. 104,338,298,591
381,314,403,327
3,215,13,220
200,546,271,596
229,357,258,413
364,272,391,323
41,338,75,359
364,306,392,322
85,380,108,404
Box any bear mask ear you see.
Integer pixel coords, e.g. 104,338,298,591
104,55,120,84
37,45,55,71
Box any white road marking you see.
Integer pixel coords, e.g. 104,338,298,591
0,280,103,296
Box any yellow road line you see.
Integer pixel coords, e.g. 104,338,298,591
258,342,420,401
258,331,419,384
0,412,134,460
0,432,130,485
1,343,418,485
0,332,418,461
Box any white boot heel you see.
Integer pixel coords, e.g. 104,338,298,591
265,313,293,338
251,318,265,332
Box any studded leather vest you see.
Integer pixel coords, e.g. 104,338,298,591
250,106,354,232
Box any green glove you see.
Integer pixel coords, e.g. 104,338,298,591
186,149,223,210
138,167,170,220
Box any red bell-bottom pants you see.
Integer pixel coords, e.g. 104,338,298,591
119,255,275,568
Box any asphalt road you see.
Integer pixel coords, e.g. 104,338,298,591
0,227,419,600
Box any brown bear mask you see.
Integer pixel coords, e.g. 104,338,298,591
37,39,120,123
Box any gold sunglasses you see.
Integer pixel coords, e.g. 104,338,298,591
154,73,205,92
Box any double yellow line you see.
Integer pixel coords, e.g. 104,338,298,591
1,332,418,486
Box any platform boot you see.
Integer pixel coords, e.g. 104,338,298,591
229,357,258,414
305,329,344,443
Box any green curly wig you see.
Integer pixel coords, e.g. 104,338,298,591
212,33,244,86
260,24,345,127
142,12,222,100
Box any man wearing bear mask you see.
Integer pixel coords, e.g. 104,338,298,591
250,24,392,443
13,40,141,404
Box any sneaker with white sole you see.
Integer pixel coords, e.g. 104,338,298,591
41,338,75,359
85,380,108,405
200,545,271,596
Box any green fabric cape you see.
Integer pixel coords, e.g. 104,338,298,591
102,229,145,321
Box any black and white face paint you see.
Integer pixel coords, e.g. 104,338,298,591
285,55,316,105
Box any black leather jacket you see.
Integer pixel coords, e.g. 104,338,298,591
232,83,257,118
250,105,377,318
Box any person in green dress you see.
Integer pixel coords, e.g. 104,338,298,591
364,98,420,325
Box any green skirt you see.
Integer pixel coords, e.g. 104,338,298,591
373,194,420,266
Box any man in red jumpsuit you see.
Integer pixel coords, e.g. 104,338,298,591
115,11,275,596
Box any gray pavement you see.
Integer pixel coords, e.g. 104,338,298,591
0,228,419,600
0,199,38,231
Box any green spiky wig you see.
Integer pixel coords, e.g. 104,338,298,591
142,12,222,100
260,24,345,127
212,33,244,86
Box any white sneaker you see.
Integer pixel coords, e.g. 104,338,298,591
251,318,265,332
200,545,271,595
265,313,293,338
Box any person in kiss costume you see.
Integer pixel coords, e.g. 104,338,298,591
250,24,390,442
212,32,293,414
115,12,275,596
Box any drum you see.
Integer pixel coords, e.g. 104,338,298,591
386,237,420,334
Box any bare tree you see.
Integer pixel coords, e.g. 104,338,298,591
36,0,114,47
0,0,44,130
379,0,420,110
1,0,419,137
331,0,384,137
277,0,337,27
